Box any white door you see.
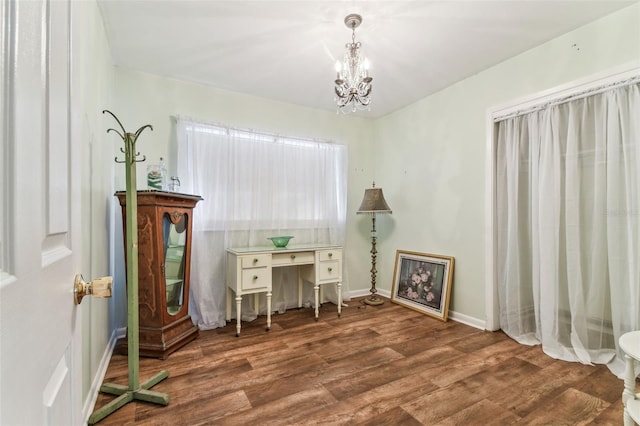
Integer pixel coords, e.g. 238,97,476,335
1,0,84,424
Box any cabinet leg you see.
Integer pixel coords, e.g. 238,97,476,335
235,295,242,337
314,284,320,321
226,287,232,322
266,291,272,331
337,281,342,317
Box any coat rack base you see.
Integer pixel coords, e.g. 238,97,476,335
88,370,169,425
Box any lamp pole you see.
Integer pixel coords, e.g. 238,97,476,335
365,213,384,305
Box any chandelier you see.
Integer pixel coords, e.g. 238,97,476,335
334,14,373,113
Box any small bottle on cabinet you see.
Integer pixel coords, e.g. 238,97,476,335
169,176,181,192
147,157,167,190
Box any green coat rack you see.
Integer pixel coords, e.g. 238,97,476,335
89,110,170,424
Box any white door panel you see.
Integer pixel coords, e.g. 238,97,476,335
43,349,73,425
1,0,82,424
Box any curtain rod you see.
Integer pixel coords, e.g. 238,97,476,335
172,114,338,146
493,74,640,122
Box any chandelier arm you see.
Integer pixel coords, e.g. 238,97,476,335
335,85,348,99
357,82,372,98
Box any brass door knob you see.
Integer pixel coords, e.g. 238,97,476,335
74,274,113,304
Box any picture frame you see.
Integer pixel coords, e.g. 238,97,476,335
390,250,455,321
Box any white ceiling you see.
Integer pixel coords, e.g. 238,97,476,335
97,0,636,118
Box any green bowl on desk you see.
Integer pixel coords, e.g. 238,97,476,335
268,236,293,248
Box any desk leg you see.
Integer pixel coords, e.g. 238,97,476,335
266,290,272,331
337,281,342,317
235,295,242,337
254,293,259,315
226,287,231,322
314,284,320,321
297,270,302,308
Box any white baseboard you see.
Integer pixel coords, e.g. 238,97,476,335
347,288,391,299
116,326,126,340
448,310,485,330
82,327,125,423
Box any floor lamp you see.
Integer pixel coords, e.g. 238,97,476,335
357,182,392,305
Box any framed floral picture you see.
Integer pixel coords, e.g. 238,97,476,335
390,250,455,321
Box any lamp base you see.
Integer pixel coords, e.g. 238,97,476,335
363,294,385,306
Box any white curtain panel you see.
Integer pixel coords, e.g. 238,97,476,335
177,118,348,330
496,82,640,376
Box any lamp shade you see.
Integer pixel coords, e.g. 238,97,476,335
357,187,392,214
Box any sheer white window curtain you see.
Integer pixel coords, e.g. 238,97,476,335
176,118,348,330
496,81,640,376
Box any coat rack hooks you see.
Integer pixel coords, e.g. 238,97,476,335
104,110,151,164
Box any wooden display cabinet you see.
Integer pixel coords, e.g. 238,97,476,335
115,190,202,359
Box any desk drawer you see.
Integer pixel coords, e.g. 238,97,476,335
318,249,341,262
317,260,341,282
241,254,270,268
272,251,314,267
241,268,270,290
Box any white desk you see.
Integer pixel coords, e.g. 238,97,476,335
226,244,343,336
620,331,640,425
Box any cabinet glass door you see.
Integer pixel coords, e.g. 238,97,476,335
163,213,187,315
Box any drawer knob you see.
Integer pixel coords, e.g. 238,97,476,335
253,275,258,280
253,258,258,263
328,252,333,258
328,267,333,272
291,254,296,259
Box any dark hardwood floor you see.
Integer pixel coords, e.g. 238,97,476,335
92,296,626,425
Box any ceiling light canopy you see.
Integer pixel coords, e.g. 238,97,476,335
334,14,372,114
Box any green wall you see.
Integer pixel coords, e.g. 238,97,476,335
373,3,640,321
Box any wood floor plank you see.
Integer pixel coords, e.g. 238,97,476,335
214,385,337,426
323,345,463,400
590,399,626,424
134,390,251,425
91,296,624,425
519,388,610,425
487,357,598,417
402,357,541,424
433,399,522,425
401,381,488,424
427,339,530,388
515,345,559,368
289,372,439,424
572,365,627,404
353,406,423,426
